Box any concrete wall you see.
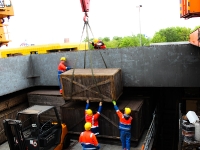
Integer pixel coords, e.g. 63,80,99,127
0,56,34,96
32,51,85,86
1,44,200,96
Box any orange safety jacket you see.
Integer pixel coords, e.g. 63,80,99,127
114,105,133,131
92,41,106,49
79,130,99,149
58,62,67,72
85,113,100,128
85,103,102,128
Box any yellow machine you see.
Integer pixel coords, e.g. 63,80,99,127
0,42,89,58
0,0,14,47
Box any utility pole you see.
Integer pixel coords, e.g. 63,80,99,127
136,5,142,46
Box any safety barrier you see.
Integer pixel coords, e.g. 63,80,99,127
141,109,156,150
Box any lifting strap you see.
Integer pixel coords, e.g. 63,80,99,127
86,18,104,102
69,16,108,102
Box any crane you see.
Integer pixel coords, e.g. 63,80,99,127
0,0,14,47
79,0,95,50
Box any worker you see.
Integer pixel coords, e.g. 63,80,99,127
112,100,133,150
58,57,72,94
85,100,102,135
90,38,106,49
79,122,100,150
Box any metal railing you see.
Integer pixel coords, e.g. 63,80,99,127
178,103,183,150
141,108,156,150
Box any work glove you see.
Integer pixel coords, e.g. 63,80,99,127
112,100,116,105
96,144,100,149
66,66,72,70
99,102,102,106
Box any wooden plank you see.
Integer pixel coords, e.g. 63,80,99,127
62,68,120,76
27,93,66,118
0,93,27,112
61,68,123,102
0,103,28,144
28,90,61,96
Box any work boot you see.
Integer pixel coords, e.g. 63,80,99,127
60,89,62,94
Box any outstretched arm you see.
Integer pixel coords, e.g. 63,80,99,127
112,100,123,118
85,100,89,110
93,102,102,120
85,100,89,115
97,102,102,113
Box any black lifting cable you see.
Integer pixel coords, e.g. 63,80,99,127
87,21,107,69
85,18,104,102
69,21,87,101
70,16,108,102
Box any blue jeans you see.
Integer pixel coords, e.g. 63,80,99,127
82,148,98,150
120,130,131,150
58,71,63,90
91,127,99,135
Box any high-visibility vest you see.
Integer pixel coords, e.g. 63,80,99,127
79,131,98,149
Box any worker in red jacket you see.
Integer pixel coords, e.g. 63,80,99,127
79,122,100,150
90,38,106,49
85,100,102,135
112,100,133,150
58,57,72,94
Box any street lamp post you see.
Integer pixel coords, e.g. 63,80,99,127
136,5,142,46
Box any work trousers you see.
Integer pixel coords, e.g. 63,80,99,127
57,71,63,90
82,148,98,150
120,129,131,150
91,126,99,136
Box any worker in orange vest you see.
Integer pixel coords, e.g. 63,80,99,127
57,57,72,94
90,38,106,49
85,100,102,135
79,122,100,150
112,100,133,150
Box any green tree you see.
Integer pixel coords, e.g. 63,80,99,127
102,37,110,42
113,36,122,41
104,40,121,48
136,34,151,46
83,37,93,42
151,33,166,43
151,26,191,43
191,25,200,33
119,36,139,48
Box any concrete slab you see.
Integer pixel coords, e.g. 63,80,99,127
0,130,148,150
66,140,143,150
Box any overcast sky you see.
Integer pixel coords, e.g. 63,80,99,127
3,0,200,48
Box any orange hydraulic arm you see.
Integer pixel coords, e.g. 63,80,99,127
0,0,14,47
180,0,200,47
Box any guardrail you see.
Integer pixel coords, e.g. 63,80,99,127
141,108,156,150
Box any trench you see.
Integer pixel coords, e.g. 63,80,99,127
0,86,198,150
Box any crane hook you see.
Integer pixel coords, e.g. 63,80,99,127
1,18,4,24
83,12,88,22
